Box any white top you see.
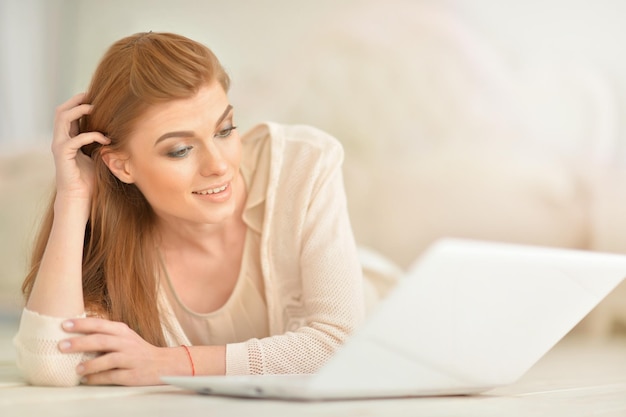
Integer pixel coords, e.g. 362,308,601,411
160,227,269,346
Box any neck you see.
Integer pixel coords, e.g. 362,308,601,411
158,220,231,256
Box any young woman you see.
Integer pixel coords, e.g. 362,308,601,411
13,32,367,386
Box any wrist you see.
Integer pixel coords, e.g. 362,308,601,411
159,346,197,379
163,345,226,377
181,345,196,376
53,194,91,223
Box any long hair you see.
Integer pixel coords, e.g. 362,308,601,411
22,32,230,346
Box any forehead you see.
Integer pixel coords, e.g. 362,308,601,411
134,82,230,132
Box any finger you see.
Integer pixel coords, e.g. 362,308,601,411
66,104,93,138
59,333,120,354
78,352,125,377
63,317,131,337
81,369,136,386
55,92,88,114
69,132,110,151
53,103,94,140
61,103,93,123
54,132,110,155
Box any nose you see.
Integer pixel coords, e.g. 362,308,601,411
198,143,228,177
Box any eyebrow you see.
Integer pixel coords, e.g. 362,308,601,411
154,104,234,146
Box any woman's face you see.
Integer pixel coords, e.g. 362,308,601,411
108,81,242,228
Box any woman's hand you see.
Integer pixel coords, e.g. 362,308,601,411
51,93,110,204
58,317,187,386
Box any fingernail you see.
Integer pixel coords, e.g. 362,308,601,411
80,377,88,385
59,340,71,351
76,364,85,374
62,320,74,330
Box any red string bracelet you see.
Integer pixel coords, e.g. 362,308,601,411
181,345,196,376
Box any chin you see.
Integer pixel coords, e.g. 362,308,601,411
198,206,237,225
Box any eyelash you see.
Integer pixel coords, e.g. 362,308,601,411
214,125,237,139
167,146,193,158
166,126,237,158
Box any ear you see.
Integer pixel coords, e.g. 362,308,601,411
101,150,134,184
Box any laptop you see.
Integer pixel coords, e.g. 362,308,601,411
162,238,626,400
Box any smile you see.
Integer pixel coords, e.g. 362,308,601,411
193,184,228,195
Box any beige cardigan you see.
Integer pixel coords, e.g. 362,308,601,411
13,123,366,385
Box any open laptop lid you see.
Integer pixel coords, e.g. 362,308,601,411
163,239,626,399
307,238,626,396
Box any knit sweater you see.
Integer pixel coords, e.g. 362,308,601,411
13,122,366,386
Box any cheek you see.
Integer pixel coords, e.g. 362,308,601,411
130,159,193,196
231,148,242,168
224,136,243,167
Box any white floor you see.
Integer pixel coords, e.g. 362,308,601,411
1,321,625,417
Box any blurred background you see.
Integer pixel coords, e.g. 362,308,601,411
1,0,626,338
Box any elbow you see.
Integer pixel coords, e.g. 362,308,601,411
14,339,83,387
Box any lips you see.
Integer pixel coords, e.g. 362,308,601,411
192,183,228,195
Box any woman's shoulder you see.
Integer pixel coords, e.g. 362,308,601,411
240,123,345,210
242,122,344,158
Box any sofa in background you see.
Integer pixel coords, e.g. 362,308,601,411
2,1,625,338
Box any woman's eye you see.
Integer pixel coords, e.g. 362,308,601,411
167,146,193,158
214,126,237,139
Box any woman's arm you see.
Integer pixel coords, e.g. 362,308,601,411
15,197,93,386
25,199,89,316
26,93,109,316
13,94,110,386
227,129,365,375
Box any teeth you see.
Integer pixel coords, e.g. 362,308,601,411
195,185,227,195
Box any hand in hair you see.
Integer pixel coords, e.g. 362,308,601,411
24,93,112,317
51,93,110,209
